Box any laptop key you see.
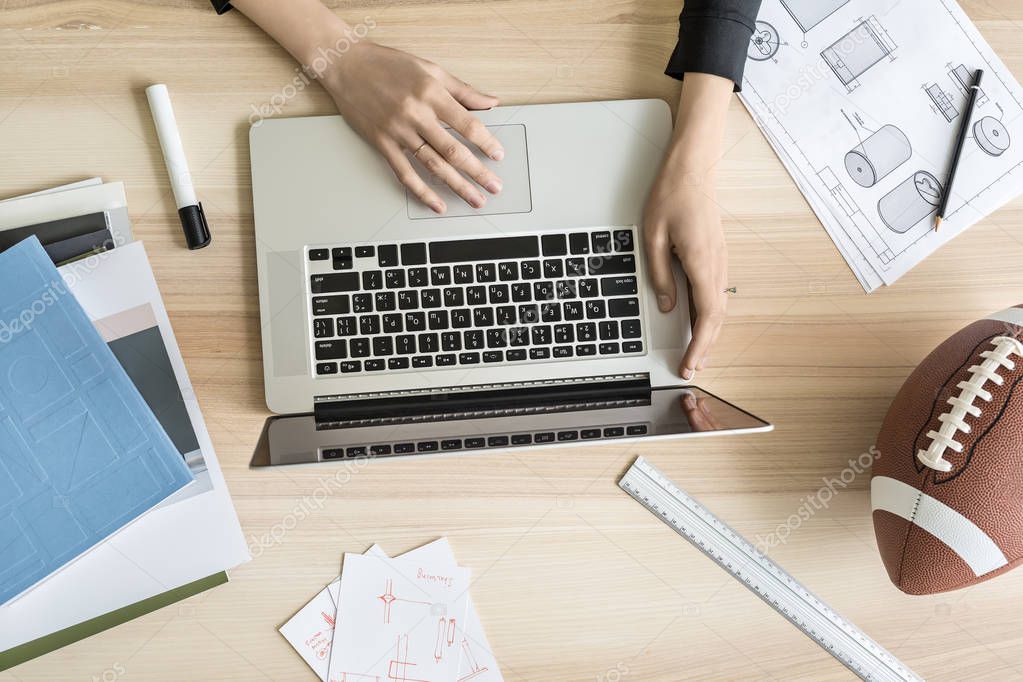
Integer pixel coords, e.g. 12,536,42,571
599,342,620,355
553,346,573,358
444,287,464,307
311,272,358,294
509,327,530,346
507,348,527,361
600,276,637,296
401,242,427,265
362,271,383,290
576,344,597,356
428,310,449,330
621,319,642,338
498,262,519,281
563,301,583,320
464,437,485,448
421,289,442,308
396,335,416,355
412,355,433,368
442,332,461,351
350,338,370,357
372,336,393,356
316,362,338,375
533,281,554,301
586,300,607,319
609,298,640,318
451,308,471,328
591,231,612,254
340,360,361,373
488,284,510,304
466,286,486,305
581,428,602,439
431,266,451,286
408,267,429,287
511,283,532,302
378,244,399,267
518,304,540,325
496,306,516,326
382,314,403,334
566,258,586,277
464,330,485,350
398,290,419,310
355,245,374,258
309,248,329,261
487,329,507,348
418,333,439,353
388,357,410,370
385,269,406,289
374,291,396,311
569,233,590,254
436,353,457,366
613,229,634,252
442,439,462,451
454,264,474,284
520,260,541,279
623,341,644,353
531,325,552,345
313,295,349,316
599,321,619,340
540,302,561,322
370,444,392,455
313,318,334,338
556,281,576,299
530,347,550,360
577,322,597,341
405,312,426,332
475,263,496,282
535,431,556,443
543,260,564,278
352,293,373,313
483,350,503,363
394,442,415,453
577,279,599,298
365,359,385,371
359,315,380,335
590,254,635,275
541,233,567,256
472,308,493,327
554,324,574,344
459,352,481,364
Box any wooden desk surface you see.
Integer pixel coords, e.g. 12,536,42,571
3,1,1023,680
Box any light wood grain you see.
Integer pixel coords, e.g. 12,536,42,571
3,1,1023,680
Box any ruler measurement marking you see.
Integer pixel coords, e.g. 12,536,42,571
619,458,922,682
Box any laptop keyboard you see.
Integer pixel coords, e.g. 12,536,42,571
306,228,645,377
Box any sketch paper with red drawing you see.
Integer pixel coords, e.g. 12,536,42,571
281,539,503,682
326,552,471,682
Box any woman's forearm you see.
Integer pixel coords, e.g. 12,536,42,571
229,0,357,72
665,73,735,180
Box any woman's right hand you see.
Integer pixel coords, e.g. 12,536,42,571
325,41,505,215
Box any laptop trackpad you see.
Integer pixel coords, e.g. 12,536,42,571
407,123,532,219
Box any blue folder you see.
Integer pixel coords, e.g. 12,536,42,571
0,237,194,605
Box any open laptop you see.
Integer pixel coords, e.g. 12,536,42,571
249,99,771,466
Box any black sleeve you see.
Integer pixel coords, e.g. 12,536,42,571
211,0,232,14
665,0,763,91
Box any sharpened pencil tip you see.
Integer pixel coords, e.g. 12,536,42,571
933,215,942,232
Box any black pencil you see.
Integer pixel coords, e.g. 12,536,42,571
935,68,985,231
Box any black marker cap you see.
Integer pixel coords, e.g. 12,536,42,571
178,203,211,250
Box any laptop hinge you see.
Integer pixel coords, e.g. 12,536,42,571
313,373,651,428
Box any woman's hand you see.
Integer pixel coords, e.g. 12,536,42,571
643,73,734,380
228,0,504,215
326,42,506,214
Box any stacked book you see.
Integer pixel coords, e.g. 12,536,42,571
0,179,250,670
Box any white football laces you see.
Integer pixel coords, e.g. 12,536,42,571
918,335,1023,472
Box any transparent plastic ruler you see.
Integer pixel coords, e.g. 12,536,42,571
619,457,922,682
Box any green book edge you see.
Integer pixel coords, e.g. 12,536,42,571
0,571,228,672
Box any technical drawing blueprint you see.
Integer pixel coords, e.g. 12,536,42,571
739,0,1023,291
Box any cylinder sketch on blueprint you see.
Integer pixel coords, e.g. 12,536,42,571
973,116,1011,156
878,171,943,233
844,125,912,188
821,18,897,91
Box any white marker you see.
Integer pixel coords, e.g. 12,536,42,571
145,83,211,249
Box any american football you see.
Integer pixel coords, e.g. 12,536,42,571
873,305,1023,595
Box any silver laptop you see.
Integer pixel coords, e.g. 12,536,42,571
249,99,771,466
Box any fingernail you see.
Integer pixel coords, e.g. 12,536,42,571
486,179,503,194
491,148,505,161
472,194,486,208
432,201,446,214
681,368,695,381
657,295,672,312
683,395,696,409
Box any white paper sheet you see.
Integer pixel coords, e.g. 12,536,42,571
281,539,502,682
739,0,1023,291
0,242,251,650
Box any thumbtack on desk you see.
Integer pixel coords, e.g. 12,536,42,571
146,83,211,250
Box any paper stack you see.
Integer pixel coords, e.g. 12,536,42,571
280,539,502,682
0,180,250,670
